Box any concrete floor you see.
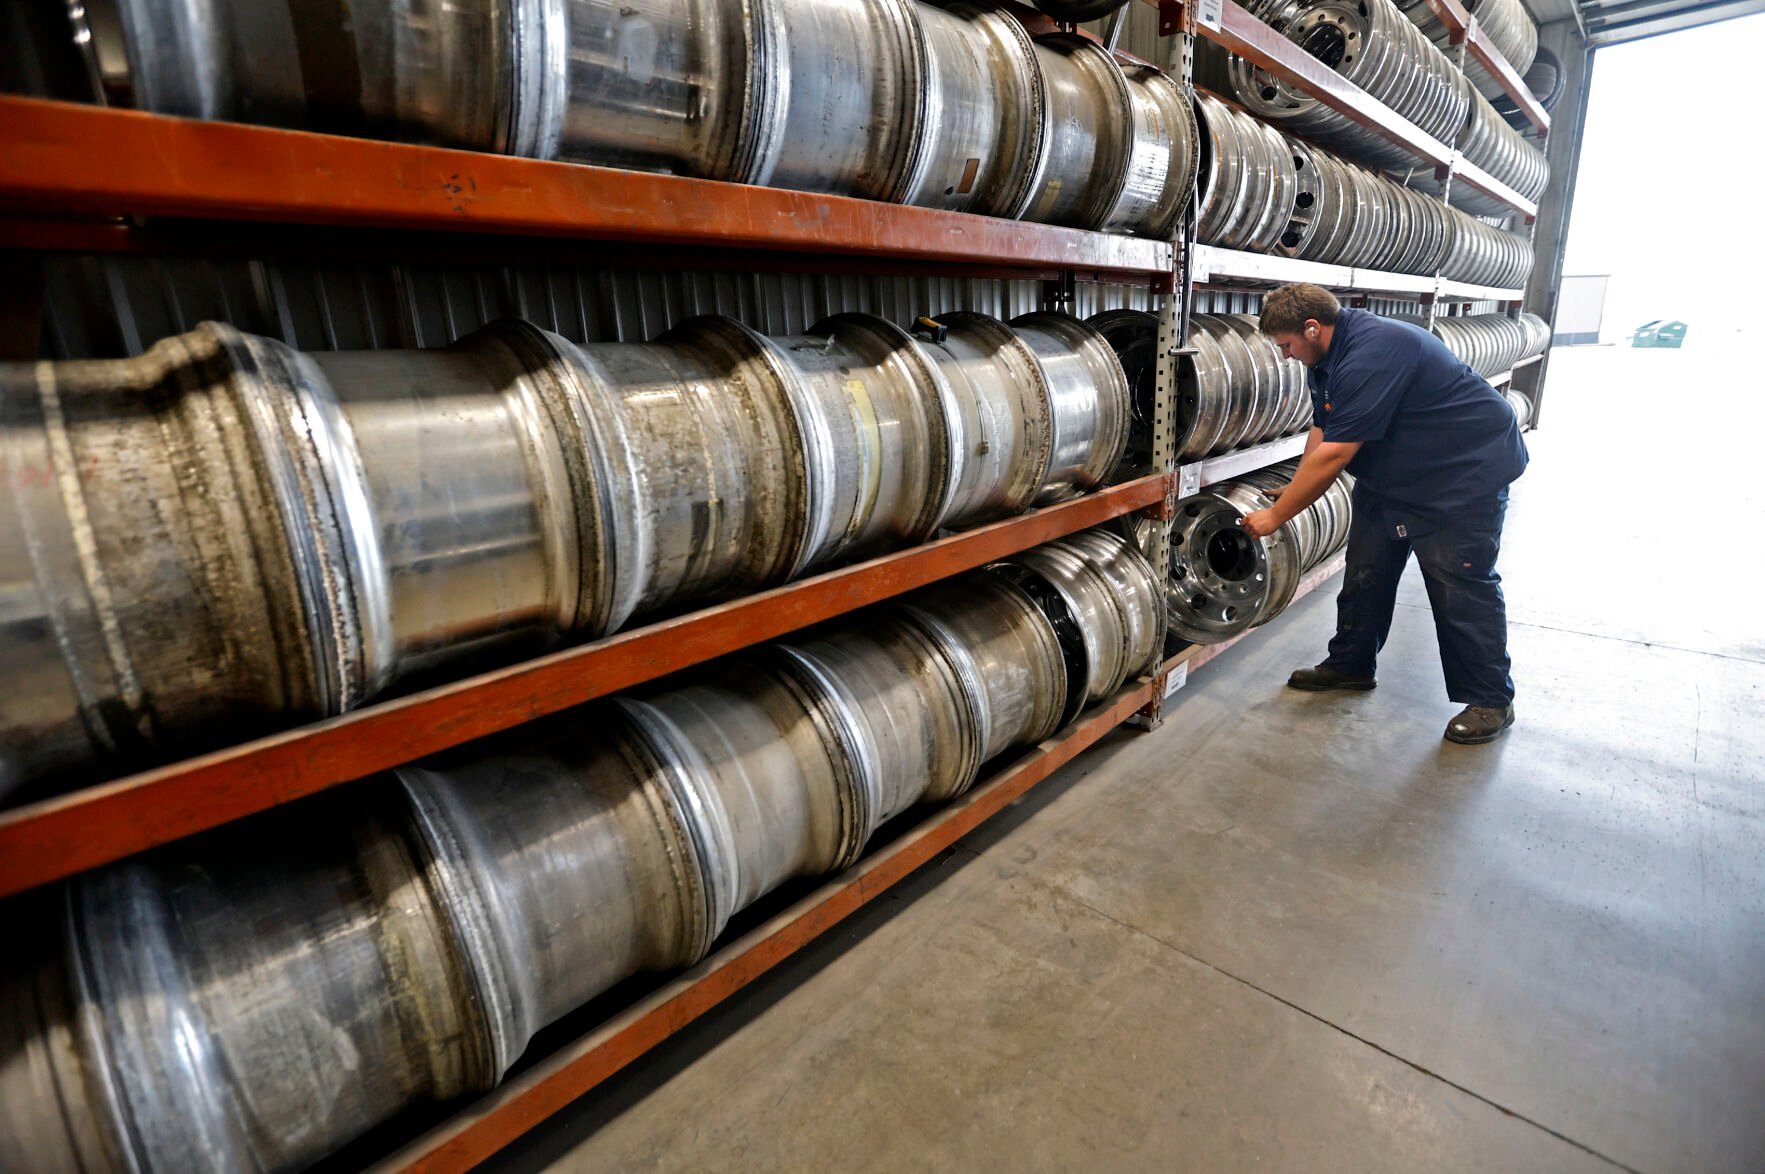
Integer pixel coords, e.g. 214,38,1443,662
494,344,1765,1173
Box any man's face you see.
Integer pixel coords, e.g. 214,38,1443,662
1271,321,1327,367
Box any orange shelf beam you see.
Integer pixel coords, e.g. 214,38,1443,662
0,96,1174,280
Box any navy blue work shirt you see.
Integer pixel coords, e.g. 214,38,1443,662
1309,308,1528,537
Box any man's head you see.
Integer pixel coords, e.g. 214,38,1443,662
1259,283,1341,368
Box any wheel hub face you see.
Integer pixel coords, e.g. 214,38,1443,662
1166,495,1271,643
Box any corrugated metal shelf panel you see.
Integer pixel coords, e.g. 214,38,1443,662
1418,0,1552,134
34,253,1128,359
1193,245,1522,302
1182,0,1539,219
0,96,1175,282
0,475,1166,901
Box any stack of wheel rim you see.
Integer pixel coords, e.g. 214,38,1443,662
1296,147,1529,285
1438,75,1551,214
1495,47,1566,129
1505,389,1533,428
1195,91,1299,252
1164,462,1353,644
0,526,1164,1173
1192,91,1533,287
1395,0,1539,103
1517,310,1551,357
1202,0,1548,215
1180,314,1313,461
1221,0,1469,171
985,530,1169,722
1430,311,1550,375
1081,308,1311,468
1289,142,1530,285
76,0,1199,238
0,310,1131,801
1438,213,1535,287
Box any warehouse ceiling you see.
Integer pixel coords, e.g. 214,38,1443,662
1525,0,1765,45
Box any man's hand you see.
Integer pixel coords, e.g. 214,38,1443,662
1241,508,1282,539
1242,439,1360,543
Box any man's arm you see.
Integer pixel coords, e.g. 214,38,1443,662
1241,435,1359,538
1243,328,1417,538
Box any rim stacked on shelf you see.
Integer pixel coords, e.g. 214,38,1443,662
1163,461,1352,643
68,0,1198,237
1195,90,1299,253
1198,0,1549,216
0,310,1129,801
0,527,1162,1174
1429,311,1551,375
1210,0,1469,170
1394,0,1539,104
1193,91,1534,288
1506,388,1534,427
1435,211,1536,289
1494,46,1566,128
1085,308,1310,465
1414,73,1550,216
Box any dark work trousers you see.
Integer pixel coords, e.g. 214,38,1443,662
1321,484,1515,707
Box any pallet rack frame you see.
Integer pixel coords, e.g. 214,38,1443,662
0,0,1559,1161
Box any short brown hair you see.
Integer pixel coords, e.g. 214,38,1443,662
1259,283,1341,335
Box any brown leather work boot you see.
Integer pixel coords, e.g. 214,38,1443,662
1287,664,1377,692
1444,704,1515,744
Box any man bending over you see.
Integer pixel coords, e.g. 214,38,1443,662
1242,283,1529,744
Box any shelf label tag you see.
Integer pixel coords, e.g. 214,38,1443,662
1163,662,1189,698
1196,0,1224,30
1179,464,1201,498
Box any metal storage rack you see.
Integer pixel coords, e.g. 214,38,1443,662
1168,0,1551,429
1190,10,1538,216
0,88,1183,889
0,71,1197,1166
0,0,1561,1160
1186,0,1546,316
